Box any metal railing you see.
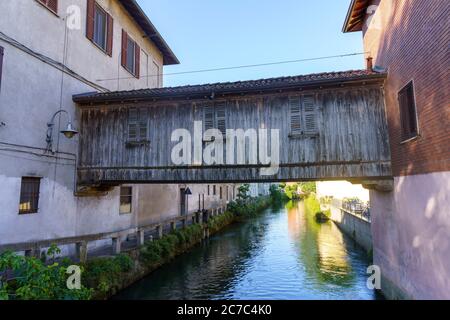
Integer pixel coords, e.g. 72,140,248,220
0,205,228,263
341,198,371,222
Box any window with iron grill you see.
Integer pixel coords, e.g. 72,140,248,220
19,177,41,214
120,186,132,214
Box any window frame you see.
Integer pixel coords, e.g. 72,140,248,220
19,177,41,215
398,80,420,143
288,94,319,138
0,46,4,92
119,186,133,214
121,30,141,78
127,107,149,146
92,3,108,52
203,102,227,142
125,37,136,75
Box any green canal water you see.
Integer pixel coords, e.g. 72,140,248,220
113,201,381,300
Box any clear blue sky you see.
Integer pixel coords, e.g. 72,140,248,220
137,0,364,87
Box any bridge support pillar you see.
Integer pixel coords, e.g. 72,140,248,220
361,179,394,192
137,230,145,246
156,225,163,239
112,237,121,255
76,241,88,263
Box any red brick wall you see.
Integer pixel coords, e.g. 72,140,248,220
362,0,449,176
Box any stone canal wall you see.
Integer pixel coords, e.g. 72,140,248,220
325,199,373,253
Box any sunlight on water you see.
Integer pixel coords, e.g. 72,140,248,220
113,201,379,300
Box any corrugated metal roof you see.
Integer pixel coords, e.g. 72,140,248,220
73,69,386,104
118,0,179,65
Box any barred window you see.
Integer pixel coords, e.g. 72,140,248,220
398,81,419,141
19,177,41,214
120,186,132,214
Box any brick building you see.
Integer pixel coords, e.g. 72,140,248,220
343,0,450,299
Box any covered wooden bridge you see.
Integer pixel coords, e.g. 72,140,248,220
73,70,392,190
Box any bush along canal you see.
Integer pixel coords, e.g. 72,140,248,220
112,196,381,300
0,185,273,300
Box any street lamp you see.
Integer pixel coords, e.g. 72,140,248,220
46,109,78,153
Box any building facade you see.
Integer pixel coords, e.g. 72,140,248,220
0,0,232,252
343,0,450,299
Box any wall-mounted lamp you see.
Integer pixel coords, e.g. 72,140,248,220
46,109,78,153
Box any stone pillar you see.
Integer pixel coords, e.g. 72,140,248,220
170,221,176,231
24,246,40,259
137,230,145,246
76,242,88,263
112,237,121,255
156,225,163,239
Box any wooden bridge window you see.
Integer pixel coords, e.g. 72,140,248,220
398,81,418,141
203,103,227,141
19,177,41,214
289,95,318,136
119,186,132,214
127,108,148,144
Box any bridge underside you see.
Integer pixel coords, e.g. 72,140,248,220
78,161,392,185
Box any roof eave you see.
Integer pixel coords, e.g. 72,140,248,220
73,73,387,105
342,0,368,33
118,0,179,65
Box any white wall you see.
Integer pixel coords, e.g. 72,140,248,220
0,0,166,245
370,171,450,299
316,181,370,202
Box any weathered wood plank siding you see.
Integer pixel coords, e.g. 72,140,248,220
77,84,391,184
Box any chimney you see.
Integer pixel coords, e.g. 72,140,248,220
366,57,373,71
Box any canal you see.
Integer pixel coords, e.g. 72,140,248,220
113,201,380,300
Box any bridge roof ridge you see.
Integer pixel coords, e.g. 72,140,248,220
74,69,386,104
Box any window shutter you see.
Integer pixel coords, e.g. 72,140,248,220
128,108,138,141
203,105,215,141
289,97,302,134
134,43,140,78
121,29,128,68
303,95,317,134
106,13,113,57
138,108,148,140
216,102,227,135
0,46,4,91
47,0,58,12
86,0,95,41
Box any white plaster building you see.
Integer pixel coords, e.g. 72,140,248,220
0,0,232,252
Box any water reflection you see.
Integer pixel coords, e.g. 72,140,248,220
113,202,377,300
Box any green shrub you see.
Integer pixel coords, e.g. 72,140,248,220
0,250,92,300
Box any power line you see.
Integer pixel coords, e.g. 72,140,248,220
96,52,368,82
